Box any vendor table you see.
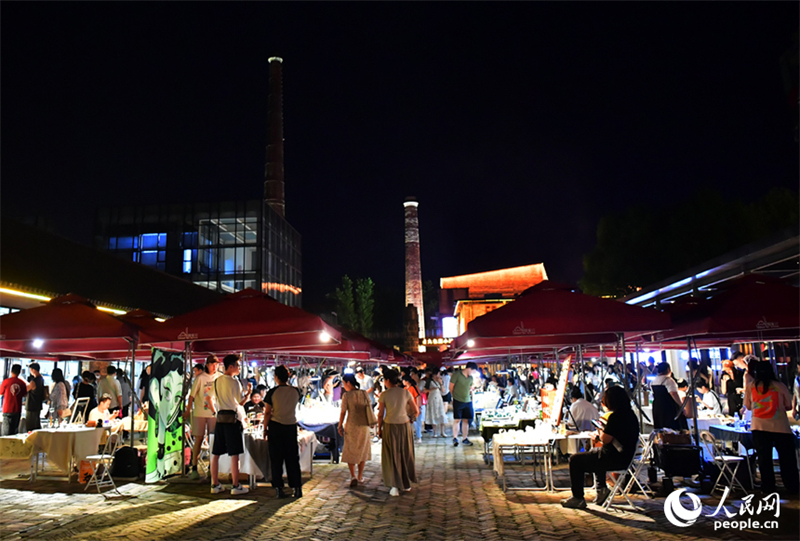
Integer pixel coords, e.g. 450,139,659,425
480,418,539,463
710,424,800,451
10,426,105,481
710,424,755,450
298,421,341,463
689,416,733,434
491,430,565,492
213,429,317,489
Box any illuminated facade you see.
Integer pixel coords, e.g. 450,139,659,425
440,263,548,335
94,200,302,306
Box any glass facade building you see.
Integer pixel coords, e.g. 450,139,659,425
94,200,302,307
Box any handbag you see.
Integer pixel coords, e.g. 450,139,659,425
365,401,378,427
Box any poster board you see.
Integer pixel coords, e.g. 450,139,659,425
146,348,185,483
544,355,572,426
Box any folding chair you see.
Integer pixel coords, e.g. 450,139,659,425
84,429,121,494
700,430,747,494
602,433,656,511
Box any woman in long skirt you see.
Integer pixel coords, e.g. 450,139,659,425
422,369,447,437
338,375,372,487
378,368,419,496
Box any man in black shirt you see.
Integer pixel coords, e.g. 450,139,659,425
562,386,639,509
25,363,46,431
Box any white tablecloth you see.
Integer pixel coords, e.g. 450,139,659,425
0,434,34,460
26,427,104,473
214,429,318,479
689,416,734,433
492,431,564,477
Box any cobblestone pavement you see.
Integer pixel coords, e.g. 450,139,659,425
1,435,797,541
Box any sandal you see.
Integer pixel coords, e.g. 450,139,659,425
349,477,358,487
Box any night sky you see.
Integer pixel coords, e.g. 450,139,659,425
2,2,797,314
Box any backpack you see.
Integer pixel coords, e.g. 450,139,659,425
112,446,141,478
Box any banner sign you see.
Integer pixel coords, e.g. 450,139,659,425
146,348,185,483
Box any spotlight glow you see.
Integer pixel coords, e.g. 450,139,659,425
466,339,475,348
32,339,44,349
320,331,332,342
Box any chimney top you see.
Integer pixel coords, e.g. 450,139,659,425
404,196,418,207
268,57,283,63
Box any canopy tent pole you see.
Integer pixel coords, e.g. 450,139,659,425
635,342,643,433
687,337,700,446
181,341,191,477
129,339,136,447
620,334,630,398
579,345,586,400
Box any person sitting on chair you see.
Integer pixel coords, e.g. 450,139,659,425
561,386,640,509
697,381,723,415
86,395,116,427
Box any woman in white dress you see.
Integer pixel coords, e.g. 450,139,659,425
422,368,447,437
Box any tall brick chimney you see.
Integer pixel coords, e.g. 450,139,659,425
264,57,285,217
404,197,425,350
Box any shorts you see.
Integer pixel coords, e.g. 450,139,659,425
452,399,474,420
212,420,244,456
442,392,452,403
192,416,216,438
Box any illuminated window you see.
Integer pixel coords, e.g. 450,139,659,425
183,249,192,273
141,251,158,267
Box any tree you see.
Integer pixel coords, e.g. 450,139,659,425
328,275,356,329
580,187,799,297
327,275,376,338
354,278,375,337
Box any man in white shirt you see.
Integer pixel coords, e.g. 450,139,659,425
698,382,723,415
210,355,249,496
97,366,123,413
569,386,600,432
185,355,220,480
355,368,374,404
87,395,115,427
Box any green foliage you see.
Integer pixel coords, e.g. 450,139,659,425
328,275,356,329
354,277,375,337
580,187,799,297
327,275,375,338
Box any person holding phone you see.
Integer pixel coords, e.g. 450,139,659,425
561,386,639,509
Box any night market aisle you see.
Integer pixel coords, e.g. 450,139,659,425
0,436,797,541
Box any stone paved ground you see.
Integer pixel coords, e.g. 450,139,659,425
1,434,797,541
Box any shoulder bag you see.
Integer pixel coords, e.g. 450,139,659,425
363,391,378,426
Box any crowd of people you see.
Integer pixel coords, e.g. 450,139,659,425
2,351,798,501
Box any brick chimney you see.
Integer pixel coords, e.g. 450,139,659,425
264,57,285,217
404,197,425,350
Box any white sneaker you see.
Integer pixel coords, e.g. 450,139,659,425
210,483,225,494
415,438,422,444
403,487,412,492
389,487,400,496
231,484,249,495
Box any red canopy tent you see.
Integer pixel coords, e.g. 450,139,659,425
0,294,138,358
205,326,395,364
451,281,671,356
139,288,341,353
628,274,799,346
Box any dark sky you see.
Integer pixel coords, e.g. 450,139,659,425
2,2,798,313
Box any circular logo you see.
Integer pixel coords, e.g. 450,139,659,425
664,488,703,528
